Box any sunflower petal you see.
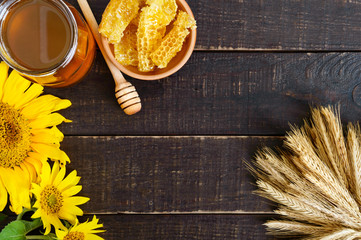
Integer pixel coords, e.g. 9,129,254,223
31,127,64,143
21,161,37,184
88,234,105,240
2,70,31,106
62,185,82,197
28,151,48,163
70,215,105,237
50,126,65,141
14,83,44,109
57,170,80,191
64,196,90,206
28,113,68,129
31,143,70,164
31,183,41,194
21,95,71,119
24,156,43,179
76,216,104,234
53,163,66,187
31,209,42,219
48,214,66,231
61,204,83,217
1,167,31,214
40,162,52,187
31,130,63,144
58,207,79,223
32,200,40,209
0,62,9,99
0,179,8,211
55,228,68,239
31,157,87,234
49,161,61,184
42,214,53,235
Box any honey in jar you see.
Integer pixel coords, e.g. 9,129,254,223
0,0,96,87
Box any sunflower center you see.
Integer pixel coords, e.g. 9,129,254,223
0,102,31,168
40,186,63,214
63,231,85,240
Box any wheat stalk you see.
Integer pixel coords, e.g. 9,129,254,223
347,124,361,205
319,229,360,240
252,106,361,239
264,220,327,236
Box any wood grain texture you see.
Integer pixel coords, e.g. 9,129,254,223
21,1,361,239
66,0,361,51
46,51,361,136
0,214,274,240
93,214,273,240
59,136,281,213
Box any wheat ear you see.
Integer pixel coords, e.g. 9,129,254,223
252,106,361,238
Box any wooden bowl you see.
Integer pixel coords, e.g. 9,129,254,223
101,0,196,80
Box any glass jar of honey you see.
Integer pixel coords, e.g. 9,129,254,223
0,0,96,88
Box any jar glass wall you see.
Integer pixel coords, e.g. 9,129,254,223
0,0,96,88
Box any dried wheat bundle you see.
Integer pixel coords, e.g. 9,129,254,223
252,106,361,239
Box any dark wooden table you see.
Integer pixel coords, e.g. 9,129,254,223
43,0,361,239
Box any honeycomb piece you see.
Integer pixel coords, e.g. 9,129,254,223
130,11,141,27
156,27,167,47
114,22,138,66
173,10,197,30
99,0,140,44
151,11,196,69
137,0,177,72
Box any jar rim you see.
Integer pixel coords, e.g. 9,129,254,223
0,0,78,77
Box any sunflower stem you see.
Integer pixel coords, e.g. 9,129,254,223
26,235,53,239
17,208,34,220
24,218,43,236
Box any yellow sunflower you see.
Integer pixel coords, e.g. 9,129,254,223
0,62,71,214
56,215,105,240
31,161,90,235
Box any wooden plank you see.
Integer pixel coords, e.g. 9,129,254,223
60,136,281,213
0,214,274,240
67,0,361,51
92,214,273,240
46,51,361,136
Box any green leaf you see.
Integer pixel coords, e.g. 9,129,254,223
47,233,57,239
0,221,27,240
22,219,42,234
0,219,42,240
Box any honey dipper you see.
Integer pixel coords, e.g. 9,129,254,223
77,0,141,115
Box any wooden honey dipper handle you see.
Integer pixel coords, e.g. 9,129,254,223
77,0,141,115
